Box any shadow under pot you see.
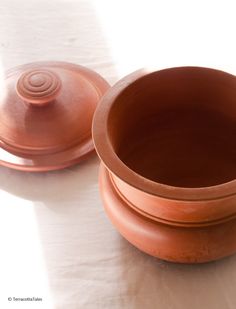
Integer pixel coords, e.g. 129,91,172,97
92,66,236,263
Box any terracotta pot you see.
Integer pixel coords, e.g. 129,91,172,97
0,61,109,171
93,67,236,263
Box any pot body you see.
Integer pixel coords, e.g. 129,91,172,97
93,66,236,263
99,164,236,263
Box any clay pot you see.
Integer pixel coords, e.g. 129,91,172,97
0,61,109,171
93,67,236,263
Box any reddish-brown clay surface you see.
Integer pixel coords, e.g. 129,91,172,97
93,66,236,263
0,61,110,171
100,164,236,263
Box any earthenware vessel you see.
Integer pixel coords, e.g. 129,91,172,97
0,61,109,171
93,67,236,263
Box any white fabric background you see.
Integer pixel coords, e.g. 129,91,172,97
0,1,236,308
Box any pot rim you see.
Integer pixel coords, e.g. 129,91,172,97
92,66,236,201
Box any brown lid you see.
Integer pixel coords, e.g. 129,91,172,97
0,61,110,171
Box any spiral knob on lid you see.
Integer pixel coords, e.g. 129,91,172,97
16,69,61,106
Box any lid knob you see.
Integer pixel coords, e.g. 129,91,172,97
16,69,61,106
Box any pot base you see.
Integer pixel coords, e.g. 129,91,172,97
99,164,236,263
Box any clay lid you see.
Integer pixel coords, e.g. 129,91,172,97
0,61,109,171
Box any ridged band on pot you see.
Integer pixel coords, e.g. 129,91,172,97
92,66,236,263
100,164,236,263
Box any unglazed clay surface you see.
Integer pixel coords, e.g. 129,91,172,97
100,164,236,263
107,68,236,188
0,61,109,171
93,67,236,263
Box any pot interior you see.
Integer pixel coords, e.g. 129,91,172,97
108,68,236,188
